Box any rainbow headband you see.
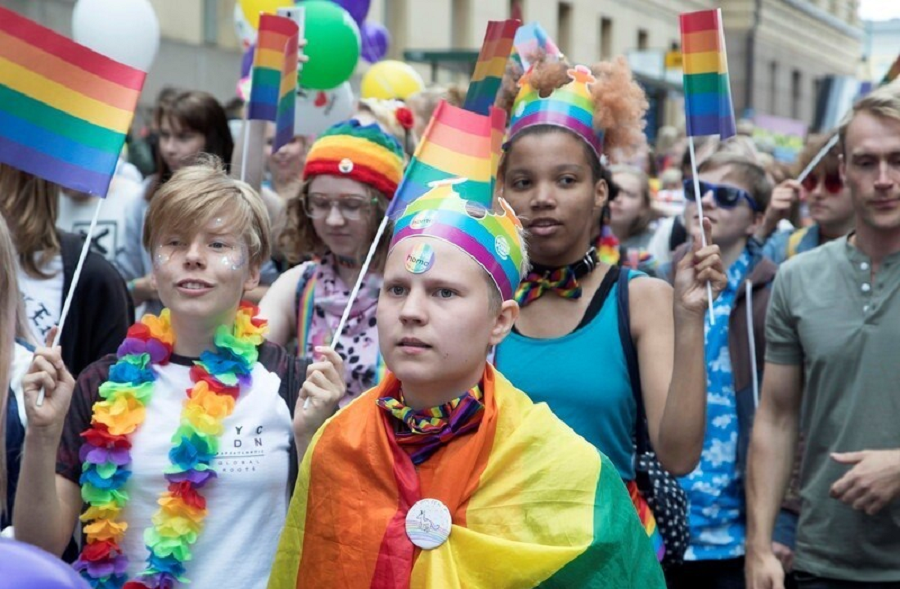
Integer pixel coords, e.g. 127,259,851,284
508,64,603,156
390,178,525,301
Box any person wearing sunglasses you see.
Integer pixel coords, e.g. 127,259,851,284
665,153,788,589
260,120,405,405
758,133,856,265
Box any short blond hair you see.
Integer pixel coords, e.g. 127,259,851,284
840,83,900,155
143,156,271,267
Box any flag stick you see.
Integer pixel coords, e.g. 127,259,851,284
746,280,760,409
36,197,104,406
797,133,840,183
304,215,390,411
687,135,716,325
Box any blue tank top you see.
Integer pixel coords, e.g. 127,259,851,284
495,269,640,479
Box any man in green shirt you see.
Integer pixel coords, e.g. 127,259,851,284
745,84,900,589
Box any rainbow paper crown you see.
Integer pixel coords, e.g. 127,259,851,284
391,178,525,301
508,64,603,156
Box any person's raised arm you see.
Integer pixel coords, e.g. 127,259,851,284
13,345,82,555
634,218,726,475
745,362,803,589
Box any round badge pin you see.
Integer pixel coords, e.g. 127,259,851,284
338,158,354,174
405,498,452,550
495,235,510,260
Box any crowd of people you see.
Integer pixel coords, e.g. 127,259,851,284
0,30,898,589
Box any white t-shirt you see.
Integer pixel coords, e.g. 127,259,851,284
57,175,144,268
118,358,293,588
17,255,64,344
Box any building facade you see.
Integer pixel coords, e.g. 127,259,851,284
3,0,862,129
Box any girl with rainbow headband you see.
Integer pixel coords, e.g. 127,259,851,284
493,56,727,564
13,159,345,589
261,120,405,405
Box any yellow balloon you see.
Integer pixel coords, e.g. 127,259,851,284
240,0,293,31
361,60,426,100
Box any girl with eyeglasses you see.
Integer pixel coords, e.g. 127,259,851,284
757,132,856,264
260,121,405,404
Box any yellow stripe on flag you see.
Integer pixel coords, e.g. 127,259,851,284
682,51,728,76
0,56,134,132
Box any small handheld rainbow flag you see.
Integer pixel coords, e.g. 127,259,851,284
511,21,562,71
387,101,507,219
679,8,735,139
463,19,519,116
247,13,299,151
0,7,146,196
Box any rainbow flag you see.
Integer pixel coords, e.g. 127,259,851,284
387,101,507,219
511,22,562,71
881,53,900,87
463,19,519,116
0,7,146,196
247,13,299,151
679,8,736,139
269,365,666,588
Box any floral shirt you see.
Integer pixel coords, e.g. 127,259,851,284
679,248,751,561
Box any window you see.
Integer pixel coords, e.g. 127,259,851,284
558,3,572,55
769,60,778,114
451,0,471,48
637,29,649,51
600,17,612,60
203,0,217,45
792,69,802,119
510,0,523,21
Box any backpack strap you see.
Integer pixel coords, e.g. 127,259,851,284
616,267,652,456
294,263,319,357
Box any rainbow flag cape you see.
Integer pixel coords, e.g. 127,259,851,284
0,7,146,196
269,365,665,588
679,8,736,139
511,22,562,71
248,13,299,151
387,101,506,219
463,19,519,116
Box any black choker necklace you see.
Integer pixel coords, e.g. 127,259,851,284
528,247,599,278
334,254,361,269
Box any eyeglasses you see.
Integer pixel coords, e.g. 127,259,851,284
682,179,761,212
302,193,376,220
801,171,843,194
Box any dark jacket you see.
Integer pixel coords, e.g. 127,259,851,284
58,231,133,376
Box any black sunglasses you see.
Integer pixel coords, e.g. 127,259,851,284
682,179,762,212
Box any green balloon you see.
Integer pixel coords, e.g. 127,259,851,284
301,0,361,90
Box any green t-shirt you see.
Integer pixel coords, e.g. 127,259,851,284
766,236,900,582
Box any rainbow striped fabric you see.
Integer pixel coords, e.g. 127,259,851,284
0,7,146,196
387,101,506,218
881,54,900,86
268,365,666,588
679,8,736,139
463,19,520,116
511,21,562,71
247,13,299,151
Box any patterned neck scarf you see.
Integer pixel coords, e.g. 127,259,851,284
376,385,484,465
514,248,599,307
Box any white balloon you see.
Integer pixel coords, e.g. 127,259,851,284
72,0,160,72
233,3,257,52
295,83,356,137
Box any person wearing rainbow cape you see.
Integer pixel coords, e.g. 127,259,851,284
267,177,666,588
493,56,727,567
13,158,346,589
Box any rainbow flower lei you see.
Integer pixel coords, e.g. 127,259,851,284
74,302,268,589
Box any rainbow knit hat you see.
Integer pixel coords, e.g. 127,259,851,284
391,178,525,301
508,64,603,156
303,120,405,198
